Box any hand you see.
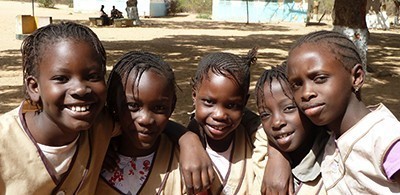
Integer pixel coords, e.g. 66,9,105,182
261,144,294,195
179,131,215,195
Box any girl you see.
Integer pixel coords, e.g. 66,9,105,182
286,30,400,194
188,49,263,194
96,51,196,194
0,22,114,194
253,63,328,194
0,22,211,194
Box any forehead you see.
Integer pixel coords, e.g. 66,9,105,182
198,71,244,97
262,79,292,101
39,40,102,71
287,44,343,77
124,69,172,95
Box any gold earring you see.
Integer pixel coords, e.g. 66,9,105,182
354,87,359,92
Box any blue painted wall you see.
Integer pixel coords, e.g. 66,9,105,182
212,0,308,23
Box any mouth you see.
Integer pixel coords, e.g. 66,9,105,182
274,131,295,147
275,131,294,140
66,105,91,112
206,124,230,135
301,103,324,117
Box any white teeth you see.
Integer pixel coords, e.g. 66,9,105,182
278,133,290,139
69,105,90,112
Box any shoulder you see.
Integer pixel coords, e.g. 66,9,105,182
240,108,261,136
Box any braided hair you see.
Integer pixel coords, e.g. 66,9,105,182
289,30,362,71
255,62,292,111
106,51,177,120
191,48,258,98
21,22,106,100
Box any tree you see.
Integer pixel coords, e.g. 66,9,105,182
394,0,400,25
332,0,369,71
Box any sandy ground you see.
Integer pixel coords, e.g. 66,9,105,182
0,0,399,124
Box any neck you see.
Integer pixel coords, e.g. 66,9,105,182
25,111,80,146
328,98,370,138
206,132,234,152
288,131,317,167
118,136,159,157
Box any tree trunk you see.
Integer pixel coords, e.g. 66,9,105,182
332,0,369,71
394,0,400,25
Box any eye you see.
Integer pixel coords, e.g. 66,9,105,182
314,75,328,83
51,75,69,83
127,102,140,112
153,104,169,114
202,99,214,106
88,72,104,82
283,104,297,113
259,111,271,120
290,81,302,91
227,103,242,110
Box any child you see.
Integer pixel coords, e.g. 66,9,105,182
96,51,188,194
0,22,114,194
286,30,400,194
188,49,262,194
253,63,329,194
0,22,211,194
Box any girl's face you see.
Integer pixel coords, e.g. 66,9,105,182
116,70,174,152
287,43,353,128
258,79,312,152
29,40,106,134
192,71,247,141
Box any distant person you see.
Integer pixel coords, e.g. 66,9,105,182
110,5,123,20
126,0,141,25
100,5,110,25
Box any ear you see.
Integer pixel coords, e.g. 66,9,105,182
351,63,365,91
26,76,41,103
191,89,197,104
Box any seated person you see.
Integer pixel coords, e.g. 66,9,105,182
110,5,123,20
99,5,110,25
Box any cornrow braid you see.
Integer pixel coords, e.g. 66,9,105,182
255,62,292,111
21,22,106,100
192,47,258,98
289,30,362,71
106,51,177,120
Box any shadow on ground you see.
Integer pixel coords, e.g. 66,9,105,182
1,20,399,124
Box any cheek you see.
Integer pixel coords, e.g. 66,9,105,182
194,104,208,121
95,83,107,102
156,116,170,132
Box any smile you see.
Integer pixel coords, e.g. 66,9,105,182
276,131,294,139
66,105,91,112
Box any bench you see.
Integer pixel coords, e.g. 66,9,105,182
113,18,134,27
89,17,105,26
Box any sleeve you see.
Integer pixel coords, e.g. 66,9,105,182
251,126,269,195
383,140,400,180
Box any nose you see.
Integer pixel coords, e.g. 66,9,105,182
71,80,92,97
211,106,228,121
136,109,155,126
300,82,316,102
271,112,286,130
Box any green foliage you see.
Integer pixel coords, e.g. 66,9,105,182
37,0,55,8
177,0,212,14
318,0,334,16
196,13,211,19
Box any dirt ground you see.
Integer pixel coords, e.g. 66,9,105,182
0,0,399,125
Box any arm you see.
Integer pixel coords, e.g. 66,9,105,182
164,120,214,195
262,143,293,195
